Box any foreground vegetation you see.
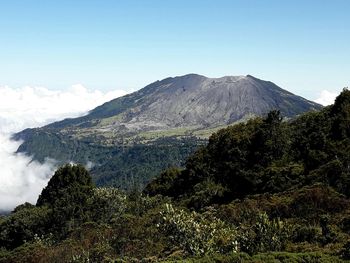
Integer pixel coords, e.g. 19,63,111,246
1,90,350,262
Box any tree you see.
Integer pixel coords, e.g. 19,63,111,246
331,88,350,140
36,164,94,236
144,167,182,196
249,110,286,168
0,204,50,249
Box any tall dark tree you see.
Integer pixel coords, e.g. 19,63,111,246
331,88,350,140
37,164,94,236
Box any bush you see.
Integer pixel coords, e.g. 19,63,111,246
238,212,291,254
158,204,238,256
292,225,321,243
89,188,127,223
0,205,51,249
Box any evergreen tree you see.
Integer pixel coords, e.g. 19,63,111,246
37,164,94,236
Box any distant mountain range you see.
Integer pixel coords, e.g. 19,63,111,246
15,74,322,188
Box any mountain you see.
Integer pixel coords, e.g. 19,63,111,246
41,74,320,136
15,74,322,188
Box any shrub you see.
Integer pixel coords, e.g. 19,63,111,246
292,225,321,243
158,204,238,256
238,212,291,254
0,205,51,249
89,188,127,223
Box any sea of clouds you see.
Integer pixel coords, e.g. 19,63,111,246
0,85,339,212
0,84,126,212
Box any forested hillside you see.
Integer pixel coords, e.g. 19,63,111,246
146,88,350,207
1,90,350,262
16,134,204,189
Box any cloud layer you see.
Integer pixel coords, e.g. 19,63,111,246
0,84,126,211
0,84,126,133
314,90,339,106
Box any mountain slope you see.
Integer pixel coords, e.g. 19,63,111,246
43,74,320,136
15,74,322,188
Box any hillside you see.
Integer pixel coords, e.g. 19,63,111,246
146,89,350,207
1,90,350,262
15,74,321,188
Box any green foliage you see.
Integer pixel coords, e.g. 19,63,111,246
238,212,291,254
331,88,350,140
144,167,182,196
261,162,305,193
148,89,350,207
158,204,238,256
289,185,348,220
162,252,348,263
0,242,47,263
93,137,204,190
292,225,322,243
18,132,204,191
150,111,293,203
185,179,229,209
37,164,94,237
89,187,127,223
37,164,93,207
0,204,50,249
319,214,338,245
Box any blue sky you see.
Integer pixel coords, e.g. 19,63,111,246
0,0,349,99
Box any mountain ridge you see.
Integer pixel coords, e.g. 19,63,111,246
14,74,322,188
30,74,321,138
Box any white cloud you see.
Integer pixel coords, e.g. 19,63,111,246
0,135,55,211
0,84,127,211
314,90,339,106
0,84,126,133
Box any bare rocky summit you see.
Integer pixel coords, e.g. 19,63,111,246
121,74,319,129
44,73,321,137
